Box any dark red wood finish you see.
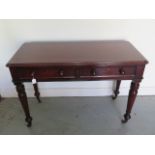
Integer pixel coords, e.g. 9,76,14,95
7,41,148,127
10,65,137,81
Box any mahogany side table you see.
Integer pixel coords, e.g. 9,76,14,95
6,40,148,127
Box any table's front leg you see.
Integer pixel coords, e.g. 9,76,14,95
14,81,32,127
122,79,141,123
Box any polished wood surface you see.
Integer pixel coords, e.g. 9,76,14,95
7,40,148,67
10,65,137,82
7,40,148,127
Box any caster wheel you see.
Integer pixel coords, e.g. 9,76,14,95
122,114,131,123
25,116,32,127
27,122,32,127
112,95,117,100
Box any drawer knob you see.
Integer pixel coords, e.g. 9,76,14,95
92,69,96,76
59,69,64,76
31,72,35,78
120,68,125,75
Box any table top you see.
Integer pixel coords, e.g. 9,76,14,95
7,40,148,67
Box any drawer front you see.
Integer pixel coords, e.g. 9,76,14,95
79,66,136,78
11,66,136,81
11,67,77,80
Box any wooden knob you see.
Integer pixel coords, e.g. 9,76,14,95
120,68,125,75
31,72,35,78
92,69,96,76
59,69,64,76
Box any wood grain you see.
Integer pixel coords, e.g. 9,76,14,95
7,40,148,67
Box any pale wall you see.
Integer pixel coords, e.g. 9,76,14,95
0,19,155,97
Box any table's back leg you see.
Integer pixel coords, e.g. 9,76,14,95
122,79,141,123
14,82,32,127
112,80,121,99
33,83,41,103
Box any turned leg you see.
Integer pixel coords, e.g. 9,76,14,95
122,79,141,123
112,80,121,99
14,82,32,127
33,83,41,103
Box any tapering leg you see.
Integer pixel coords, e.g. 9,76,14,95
33,83,41,103
122,79,141,123
14,82,32,127
112,80,121,99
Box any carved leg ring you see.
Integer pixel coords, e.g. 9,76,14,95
122,80,141,123
33,83,41,103
14,82,32,127
112,80,121,99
